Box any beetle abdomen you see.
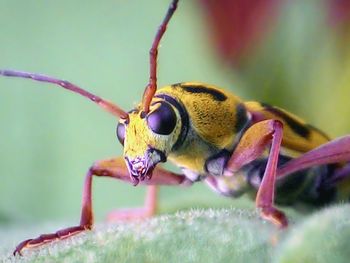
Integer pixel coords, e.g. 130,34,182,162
244,101,330,153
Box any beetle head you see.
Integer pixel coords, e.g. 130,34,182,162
116,100,181,185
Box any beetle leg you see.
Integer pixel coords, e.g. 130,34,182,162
277,135,350,178
254,121,288,228
330,163,350,184
13,168,96,256
106,185,158,221
224,120,287,228
14,157,190,256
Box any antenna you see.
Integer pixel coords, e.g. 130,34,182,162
0,70,128,119
142,0,179,113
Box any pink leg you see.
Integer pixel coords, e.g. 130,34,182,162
14,169,95,255
107,185,158,221
331,163,350,183
14,157,189,256
224,120,287,228
277,135,350,178
255,121,288,228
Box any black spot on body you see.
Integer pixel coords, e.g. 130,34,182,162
178,84,227,101
261,103,311,139
306,124,330,141
235,103,250,133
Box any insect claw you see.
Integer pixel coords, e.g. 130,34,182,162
131,176,140,186
13,249,22,257
12,238,32,256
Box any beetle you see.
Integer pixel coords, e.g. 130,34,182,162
2,0,350,256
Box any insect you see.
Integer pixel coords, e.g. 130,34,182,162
2,0,350,256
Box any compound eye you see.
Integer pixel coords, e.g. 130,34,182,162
147,102,177,135
116,122,125,145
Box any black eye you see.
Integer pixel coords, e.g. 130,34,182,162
147,102,177,135
116,122,125,145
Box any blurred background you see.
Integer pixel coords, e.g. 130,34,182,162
0,0,349,231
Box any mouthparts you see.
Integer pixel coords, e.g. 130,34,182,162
125,148,166,186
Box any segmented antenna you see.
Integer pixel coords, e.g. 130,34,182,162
142,0,179,113
0,70,128,119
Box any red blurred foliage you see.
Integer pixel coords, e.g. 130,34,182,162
199,0,280,67
328,0,350,27
199,0,350,67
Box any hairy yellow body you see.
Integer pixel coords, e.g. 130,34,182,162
157,83,243,149
155,82,246,173
149,82,330,174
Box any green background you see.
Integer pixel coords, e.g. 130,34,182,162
0,0,350,250
0,0,243,226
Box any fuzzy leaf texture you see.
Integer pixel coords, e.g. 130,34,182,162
0,205,349,263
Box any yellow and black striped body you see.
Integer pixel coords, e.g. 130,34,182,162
155,82,249,175
155,82,330,170
243,101,330,153
124,82,350,206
